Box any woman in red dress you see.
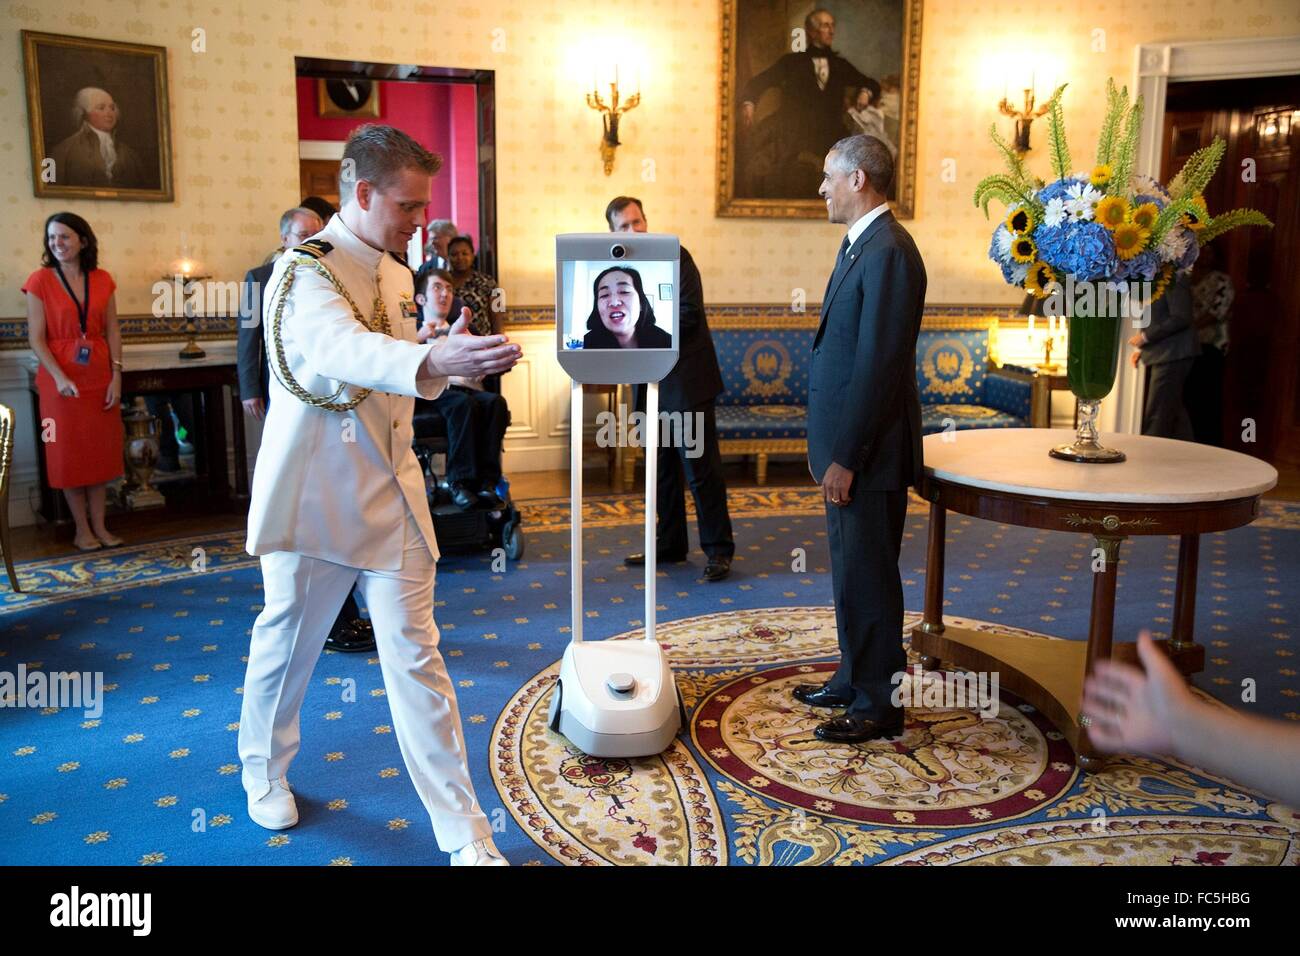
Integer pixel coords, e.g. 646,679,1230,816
23,212,125,551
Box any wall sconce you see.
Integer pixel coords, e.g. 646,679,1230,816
586,64,640,175
1000,76,1050,154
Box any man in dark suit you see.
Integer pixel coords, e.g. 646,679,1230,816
1130,274,1197,440
794,134,927,744
739,9,880,199
607,197,735,582
238,204,375,653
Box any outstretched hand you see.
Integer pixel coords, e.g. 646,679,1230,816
425,308,520,379
1081,629,1195,758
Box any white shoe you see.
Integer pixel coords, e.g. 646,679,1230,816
243,770,298,830
449,837,508,866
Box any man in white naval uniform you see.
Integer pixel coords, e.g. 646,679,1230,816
240,125,519,866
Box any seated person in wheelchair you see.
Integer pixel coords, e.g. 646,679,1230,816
414,263,511,511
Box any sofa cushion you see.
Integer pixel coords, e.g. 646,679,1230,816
715,403,808,441
922,403,1026,434
915,328,989,405
715,328,813,406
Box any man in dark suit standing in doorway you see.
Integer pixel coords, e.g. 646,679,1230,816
607,196,735,582
794,134,927,743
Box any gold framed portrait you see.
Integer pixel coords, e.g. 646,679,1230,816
717,0,923,219
22,30,174,202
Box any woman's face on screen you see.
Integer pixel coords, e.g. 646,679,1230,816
596,271,639,340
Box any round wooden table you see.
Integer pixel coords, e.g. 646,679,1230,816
912,428,1277,772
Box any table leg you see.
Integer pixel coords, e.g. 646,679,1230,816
1079,533,1123,772
1171,533,1200,653
915,499,946,669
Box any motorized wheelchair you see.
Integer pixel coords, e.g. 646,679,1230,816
410,374,524,561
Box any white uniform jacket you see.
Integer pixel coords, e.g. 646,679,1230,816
245,214,447,571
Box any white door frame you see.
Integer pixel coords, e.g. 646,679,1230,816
1107,34,1300,436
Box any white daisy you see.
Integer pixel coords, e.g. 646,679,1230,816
994,225,1013,259
1156,228,1190,263
1009,261,1030,284
1043,197,1067,228
1063,182,1101,221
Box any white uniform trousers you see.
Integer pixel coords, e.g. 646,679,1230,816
238,507,491,852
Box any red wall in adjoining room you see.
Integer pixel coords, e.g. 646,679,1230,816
295,77,478,248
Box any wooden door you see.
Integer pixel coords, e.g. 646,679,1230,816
299,159,340,209
1161,77,1300,464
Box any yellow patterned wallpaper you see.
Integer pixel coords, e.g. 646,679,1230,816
2,0,1297,316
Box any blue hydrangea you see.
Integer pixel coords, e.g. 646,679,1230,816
1034,221,1118,282
1037,177,1087,204
1116,249,1161,282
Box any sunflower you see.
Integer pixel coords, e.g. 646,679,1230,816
1090,164,1113,188
1095,195,1130,230
1112,222,1150,260
1005,206,1035,235
1131,202,1159,231
1181,195,1209,231
1150,263,1175,303
1024,260,1056,298
1010,236,1037,263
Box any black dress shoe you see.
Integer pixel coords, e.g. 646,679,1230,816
624,551,688,566
450,481,477,510
813,713,906,744
702,556,731,582
793,683,852,709
476,485,506,510
325,617,376,653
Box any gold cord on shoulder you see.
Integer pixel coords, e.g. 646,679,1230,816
266,256,392,412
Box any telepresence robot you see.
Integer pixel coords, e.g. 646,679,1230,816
547,233,687,758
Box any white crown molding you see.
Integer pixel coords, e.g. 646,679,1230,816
298,139,346,161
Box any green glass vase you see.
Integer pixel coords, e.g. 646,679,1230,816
1049,312,1127,463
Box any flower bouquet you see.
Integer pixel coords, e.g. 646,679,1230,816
976,79,1271,462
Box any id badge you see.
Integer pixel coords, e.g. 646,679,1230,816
74,340,92,366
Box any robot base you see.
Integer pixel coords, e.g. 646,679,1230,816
547,640,686,758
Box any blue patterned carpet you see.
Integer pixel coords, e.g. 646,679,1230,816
2,488,1298,866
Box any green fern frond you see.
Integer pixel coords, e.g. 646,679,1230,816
1196,208,1273,245
1095,78,1127,170
1044,84,1071,180
1109,94,1144,198
1168,140,1226,201
973,174,1037,217
989,123,1033,190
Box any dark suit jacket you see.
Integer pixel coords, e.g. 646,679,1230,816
633,246,724,413
1141,275,1198,366
808,210,927,490
741,49,879,158
237,262,275,404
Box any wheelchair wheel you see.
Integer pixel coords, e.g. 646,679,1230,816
502,515,525,561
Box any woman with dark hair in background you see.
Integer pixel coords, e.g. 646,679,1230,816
446,235,503,335
582,266,672,349
23,212,125,550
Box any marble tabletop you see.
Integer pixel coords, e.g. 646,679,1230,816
922,428,1278,504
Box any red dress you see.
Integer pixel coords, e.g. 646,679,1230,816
23,267,124,489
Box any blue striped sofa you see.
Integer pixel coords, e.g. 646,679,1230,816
707,313,1038,483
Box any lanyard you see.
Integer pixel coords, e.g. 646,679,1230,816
52,263,90,338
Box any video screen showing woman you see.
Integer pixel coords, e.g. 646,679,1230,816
563,262,674,350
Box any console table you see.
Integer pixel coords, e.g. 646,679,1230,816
911,428,1277,772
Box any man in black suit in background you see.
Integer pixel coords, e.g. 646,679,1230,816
237,202,375,653
794,134,927,744
607,197,735,582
